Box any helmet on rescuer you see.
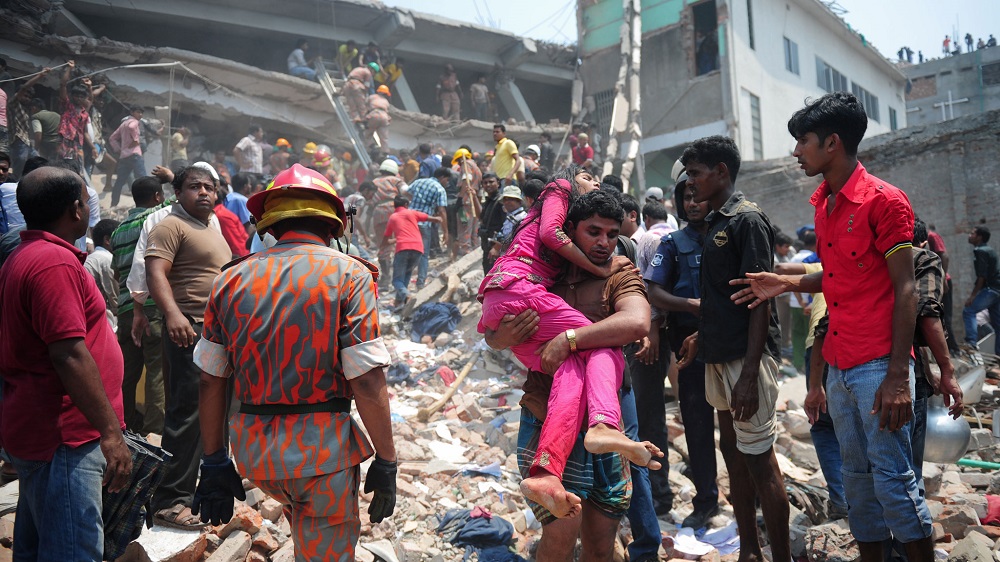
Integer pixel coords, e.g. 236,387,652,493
247,163,346,237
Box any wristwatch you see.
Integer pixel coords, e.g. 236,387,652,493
566,329,578,352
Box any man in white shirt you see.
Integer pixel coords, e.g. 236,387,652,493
287,39,316,81
233,125,264,175
84,219,121,331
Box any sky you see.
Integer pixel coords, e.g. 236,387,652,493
382,0,1000,60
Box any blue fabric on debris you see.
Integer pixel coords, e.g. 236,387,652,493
410,302,461,342
437,508,527,562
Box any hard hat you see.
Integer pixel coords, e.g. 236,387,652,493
342,152,352,162
577,133,589,141
367,62,381,74
500,186,523,201
673,174,690,222
376,85,391,96
379,159,399,175
524,144,540,156
303,142,318,154
315,144,332,156
275,138,291,148
314,149,331,168
451,148,473,166
670,159,685,182
247,164,346,236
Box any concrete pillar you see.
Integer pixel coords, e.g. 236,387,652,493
394,74,421,113
496,80,535,124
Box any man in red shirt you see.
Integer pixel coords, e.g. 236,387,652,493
215,182,249,258
572,132,595,169
733,93,933,562
0,166,131,560
379,195,442,307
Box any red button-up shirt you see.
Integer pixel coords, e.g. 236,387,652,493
812,163,914,370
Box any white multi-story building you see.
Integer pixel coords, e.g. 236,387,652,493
578,0,908,187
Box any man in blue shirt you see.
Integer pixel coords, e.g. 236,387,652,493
224,172,253,235
407,167,449,288
417,143,437,179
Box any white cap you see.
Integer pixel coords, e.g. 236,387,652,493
644,187,664,201
192,161,220,182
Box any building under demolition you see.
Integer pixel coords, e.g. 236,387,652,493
2,0,576,165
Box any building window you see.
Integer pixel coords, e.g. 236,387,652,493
851,83,880,122
889,107,898,131
750,93,763,159
693,1,719,76
593,88,615,146
816,57,848,93
747,0,755,50
783,37,799,75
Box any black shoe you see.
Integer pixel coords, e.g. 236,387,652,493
682,504,719,529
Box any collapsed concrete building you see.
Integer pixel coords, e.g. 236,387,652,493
2,0,576,164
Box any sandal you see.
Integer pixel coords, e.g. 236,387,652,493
153,503,205,530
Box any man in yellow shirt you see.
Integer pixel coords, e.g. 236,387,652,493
337,40,358,76
488,123,521,186
376,59,404,89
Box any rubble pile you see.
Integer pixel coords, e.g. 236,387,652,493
1,254,1000,561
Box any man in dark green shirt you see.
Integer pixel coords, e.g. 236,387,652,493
962,225,1000,353
29,99,61,161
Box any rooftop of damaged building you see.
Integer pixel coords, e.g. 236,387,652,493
2,0,575,152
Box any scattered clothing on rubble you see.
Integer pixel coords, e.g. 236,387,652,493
102,431,173,560
410,302,462,342
437,507,526,562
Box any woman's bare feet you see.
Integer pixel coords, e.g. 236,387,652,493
520,473,583,518
583,423,664,470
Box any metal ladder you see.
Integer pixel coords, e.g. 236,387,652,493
315,59,372,169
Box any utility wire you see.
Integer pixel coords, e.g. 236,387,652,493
0,62,71,83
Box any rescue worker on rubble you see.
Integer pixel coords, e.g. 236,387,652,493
313,146,342,192
192,163,397,561
366,85,392,148
344,62,380,123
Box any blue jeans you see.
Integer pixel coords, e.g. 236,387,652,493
10,441,106,561
622,387,661,562
112,153,147,207
804,346,847,514
962,288,1000,353
826,356,933,543
392,249,422,300
10,138,35,178
417,223,435,288
289,66,317,81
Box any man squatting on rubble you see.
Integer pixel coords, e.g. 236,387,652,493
487,188,663,562
731,92,941,562
192,164,397,561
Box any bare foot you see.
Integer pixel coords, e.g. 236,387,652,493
583,424,664,470
520,474,582,519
